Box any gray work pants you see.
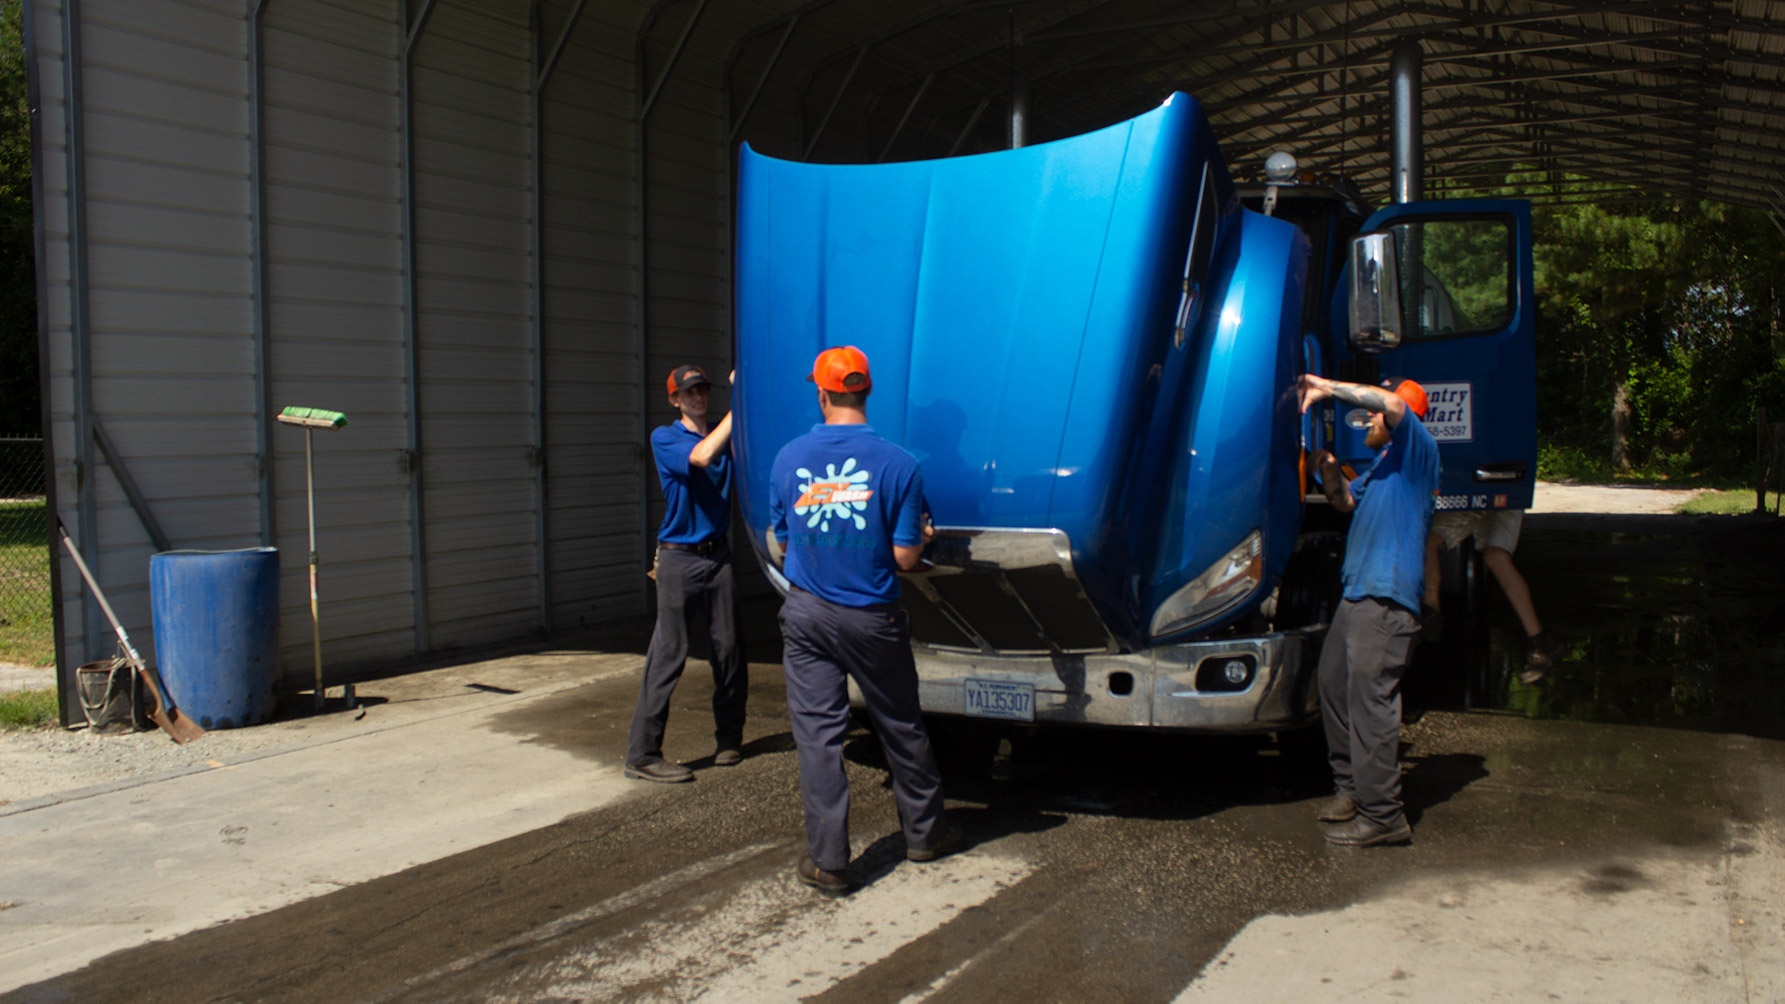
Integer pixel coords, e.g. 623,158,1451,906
1318,597,1420,826
626,544,747,767
779,587,945,872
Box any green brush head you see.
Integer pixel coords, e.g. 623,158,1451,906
277,406,349,430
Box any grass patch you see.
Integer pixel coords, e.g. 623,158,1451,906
1675,490,1785,515
1537,444,1621,484
0,687,57,730
0,498,55,667
1537,443,1753,490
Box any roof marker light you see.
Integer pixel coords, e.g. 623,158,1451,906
1264,151,1298,183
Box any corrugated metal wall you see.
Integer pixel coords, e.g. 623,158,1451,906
636,0,736,554
33,0,263,684
635,0,780,602
31,0,753,703
262,0,412,667
409,1,539,649
540,0,651,632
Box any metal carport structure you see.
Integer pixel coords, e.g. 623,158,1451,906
726,0,1785,210
25,0,1785,719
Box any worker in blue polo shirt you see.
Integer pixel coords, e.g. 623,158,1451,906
766,345,963,894
624,364,748,783
1299,373,1439,847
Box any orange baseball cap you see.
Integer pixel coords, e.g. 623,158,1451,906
807,346,872,393
1392,379,1429,419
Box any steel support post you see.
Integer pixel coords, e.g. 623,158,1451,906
401,0,440,653
61,0,98,661
23,1,74,721
250,1,276,548
529,0,590,636
634,0,710,587
1010,84,1030,149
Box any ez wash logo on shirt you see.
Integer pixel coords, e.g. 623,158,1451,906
793,458,874,531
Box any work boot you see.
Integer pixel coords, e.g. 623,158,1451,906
624,759,693,783
797,853,851,895
907,823,968,862
1316,792,1358,823
1323,815,1412,847
1518,630,1563,685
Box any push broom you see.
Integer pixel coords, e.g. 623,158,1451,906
276,406,349,712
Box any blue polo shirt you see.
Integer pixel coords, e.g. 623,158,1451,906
1341,413,1439,612
652,421,731,544
769,424,925,607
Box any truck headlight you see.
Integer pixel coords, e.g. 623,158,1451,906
1149,529,1264,638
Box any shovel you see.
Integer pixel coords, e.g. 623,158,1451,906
57,522,206,745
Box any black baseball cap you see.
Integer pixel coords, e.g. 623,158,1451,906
666,364,712,394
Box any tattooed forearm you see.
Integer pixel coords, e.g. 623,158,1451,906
1328,383,1394,413
1316,454,1356,512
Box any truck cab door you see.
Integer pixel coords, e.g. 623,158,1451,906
1335,199,1536,510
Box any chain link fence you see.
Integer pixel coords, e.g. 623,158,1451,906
1,437,53,668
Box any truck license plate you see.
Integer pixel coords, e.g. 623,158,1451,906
963,679,1034,722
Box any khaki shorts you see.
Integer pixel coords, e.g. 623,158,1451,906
1431,508,1523,554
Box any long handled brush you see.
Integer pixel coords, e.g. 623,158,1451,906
276,406,349,711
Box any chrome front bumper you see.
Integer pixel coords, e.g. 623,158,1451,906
907,628,1323,733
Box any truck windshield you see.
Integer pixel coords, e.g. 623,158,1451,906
1390,217,1514,340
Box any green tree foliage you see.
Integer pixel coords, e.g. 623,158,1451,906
1665,205,1785,476
1419,217,1511,333
1,0,36,436
1530,189,1785,480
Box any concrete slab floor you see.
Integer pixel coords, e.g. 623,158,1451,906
2,502,1781,1000
0,650,649,993
4,655,1781,1000
1180,733,1785,1002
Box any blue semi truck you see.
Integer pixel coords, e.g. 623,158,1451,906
731,90,1534,734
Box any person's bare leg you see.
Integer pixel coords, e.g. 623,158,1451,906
1423,532,1443,611
1483,546,1542,637
1418,532,1446,642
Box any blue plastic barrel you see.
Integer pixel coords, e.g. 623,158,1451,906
149,548,280,729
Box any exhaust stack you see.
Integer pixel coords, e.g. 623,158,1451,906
1391,40,1422,204
1011,85,1031,149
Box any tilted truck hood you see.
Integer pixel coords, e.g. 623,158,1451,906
734,95,1295,645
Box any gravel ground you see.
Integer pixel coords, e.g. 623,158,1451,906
1527,478,1706,513
0,651,619,809
0,661,55,693
0,481,1721,810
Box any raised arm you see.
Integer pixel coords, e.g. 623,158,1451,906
688,410,733,468
1297,373,1408,427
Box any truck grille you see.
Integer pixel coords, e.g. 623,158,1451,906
898,529,1116,655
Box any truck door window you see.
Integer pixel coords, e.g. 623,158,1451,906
1389,218,1512,341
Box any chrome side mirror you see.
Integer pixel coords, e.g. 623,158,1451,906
1348,232,1402,354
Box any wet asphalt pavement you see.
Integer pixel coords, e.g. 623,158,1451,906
8,513,1782,1002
